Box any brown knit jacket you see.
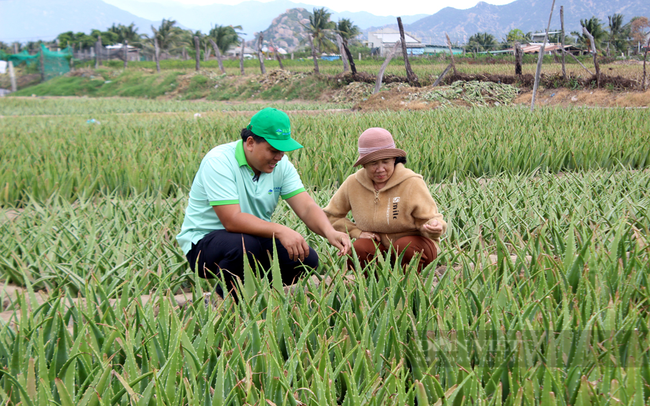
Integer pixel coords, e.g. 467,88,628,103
324,164,447,251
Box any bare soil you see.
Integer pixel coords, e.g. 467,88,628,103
355,86,650,111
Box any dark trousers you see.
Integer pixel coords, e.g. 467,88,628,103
186,229,319,295
349,236,438,272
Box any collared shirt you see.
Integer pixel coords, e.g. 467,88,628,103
176,140,305,254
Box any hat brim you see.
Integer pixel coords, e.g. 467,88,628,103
354,148,406,166
265,137,303,152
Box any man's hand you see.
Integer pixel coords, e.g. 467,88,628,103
421,220,443,235
326,230,352,256
276,226,311,262
358,231,380,241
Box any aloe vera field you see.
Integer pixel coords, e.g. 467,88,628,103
0,97,649,405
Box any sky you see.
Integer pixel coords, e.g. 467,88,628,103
136,0,517,17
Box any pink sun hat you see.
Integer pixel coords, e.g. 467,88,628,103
353,127,406,166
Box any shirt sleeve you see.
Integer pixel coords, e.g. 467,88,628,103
323,177,362,239
201,157,240,206
409,178,447,239
279,158,306,200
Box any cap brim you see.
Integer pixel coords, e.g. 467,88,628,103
266,137,303,152
354,148,406,166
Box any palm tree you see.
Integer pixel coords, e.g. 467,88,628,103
336,19,360,43
208,25,242,55
147,19,184,56
607,14,628,54
467,33,497,52
572,17,606,52
108,23,142,47
304,7,336,54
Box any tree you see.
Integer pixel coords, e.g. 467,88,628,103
572,17,606,51
146,19,184,56
505,29,529,44
90,29,119,46
467,32,497,52
629,17,650,45
607,14,628,54
108,23,142,46
336,18,360,43
304,7,336,54
208,25,242,54
57,31,111,49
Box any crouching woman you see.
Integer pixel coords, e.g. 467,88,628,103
323,127,447,272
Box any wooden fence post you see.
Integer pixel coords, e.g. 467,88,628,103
95,36,101,69
397,17,419,87
374,41,401,94
209,38,226,74
582,27,600,87
515,42,523,75
269,39,284,70
123,40,128,69
445,33,457,75
257,33,266,74
40,49,45,82
240,39,245,75
640,39,650,92
8,61,17,92
560,6,566,81
531,0,555,112
70,44,75,71
337,34,350,73
194,36,200,71
154,37,161,72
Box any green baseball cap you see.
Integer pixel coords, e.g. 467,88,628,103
246,108,303,152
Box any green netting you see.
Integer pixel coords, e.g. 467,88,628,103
0,45,72,81
41,45,72,81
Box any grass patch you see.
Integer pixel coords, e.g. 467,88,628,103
12,70,184,98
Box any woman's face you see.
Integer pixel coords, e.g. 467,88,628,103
363,158,395,186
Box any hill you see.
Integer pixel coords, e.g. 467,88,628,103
261,8,312,51
0,0,158,42
100,0,427,40
405,0,650,44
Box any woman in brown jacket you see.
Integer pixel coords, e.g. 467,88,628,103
323,127,447,271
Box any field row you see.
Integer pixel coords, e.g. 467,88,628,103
101,57,647,82
0,98,352,116
1,169,648,405
1,107,649,205
2,169,648,289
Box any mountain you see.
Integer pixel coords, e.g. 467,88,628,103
0,0,159,42
101,0,427,39
261,8,312,51
405,0,650,45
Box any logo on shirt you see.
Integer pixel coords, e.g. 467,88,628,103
269,187,282,195
392,197,400,219
268,189,273,194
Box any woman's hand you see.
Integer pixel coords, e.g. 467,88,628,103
358,232,381,241
421,220,443,234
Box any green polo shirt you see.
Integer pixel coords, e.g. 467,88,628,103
176,140,306,254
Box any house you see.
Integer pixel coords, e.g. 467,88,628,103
367,28,424,57
500,43,582,56
423,44,463,55
105,44,140,61
226,46,256,58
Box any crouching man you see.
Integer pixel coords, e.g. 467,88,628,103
176,107,351,296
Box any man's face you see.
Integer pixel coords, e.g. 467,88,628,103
244,136,285,174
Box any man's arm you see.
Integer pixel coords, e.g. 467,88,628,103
285,192,351,256
213,204,311,262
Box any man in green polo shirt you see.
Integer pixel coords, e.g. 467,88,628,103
177,107,351,296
